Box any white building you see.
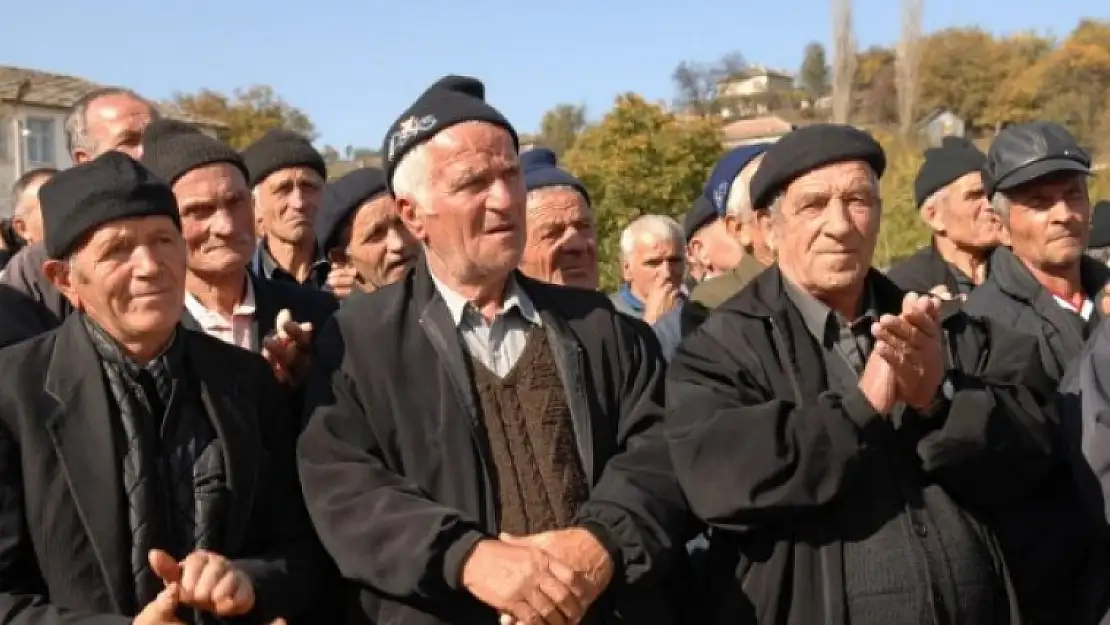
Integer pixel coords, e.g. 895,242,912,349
0,66,226,216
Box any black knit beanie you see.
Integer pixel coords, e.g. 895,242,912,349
241,129,327,187
381,75,518,194
141,119,247,185
913,136,987,208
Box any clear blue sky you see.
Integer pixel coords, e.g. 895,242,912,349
3,0,1105,150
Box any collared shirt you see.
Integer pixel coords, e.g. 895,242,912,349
251,239,330,290
783,276,877,376
429,267,541,377
1053,294,1095,321
184,278,257,350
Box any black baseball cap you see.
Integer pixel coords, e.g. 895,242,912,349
984,121,1091,197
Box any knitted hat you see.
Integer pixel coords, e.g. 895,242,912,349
913,136,986,208
521,148,589,205
381,75,518,194
750,124,886,210
40,152,181,259
241,129,327,187
141,119,247,185
704,144,769,215
683,196,718,242
315,167,389,253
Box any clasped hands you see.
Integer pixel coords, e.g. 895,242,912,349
859,292,947,414
461,528,615,625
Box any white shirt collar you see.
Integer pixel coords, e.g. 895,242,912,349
427,263,540,327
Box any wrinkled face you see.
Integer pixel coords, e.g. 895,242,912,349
49,216,186,346
1005,172,1090,271
332,193,418,291
173,163,256,278
689,218,742,280
771,160,880,297
622,235,684,301
12,174,52,244
75,93,156,162
926,171,999,251
521,187,598,289
398,122,525,285
256,166,324,246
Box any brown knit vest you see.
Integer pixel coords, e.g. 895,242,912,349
469,327,589,535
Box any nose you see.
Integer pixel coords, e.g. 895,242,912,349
823,199,854,237
560,231,588,254
132,245,160,276
209,207,236,237
385,225,409,253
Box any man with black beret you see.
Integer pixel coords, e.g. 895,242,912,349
243,129,330,290
315,166,417,299
0,151,326,624
518,147,599,290
668,123,1054,624
299,74,689,625
141,119,337,385
966,121,1108,625
887,136,1000,300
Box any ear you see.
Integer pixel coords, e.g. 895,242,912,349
921,199,945,233
10,217,27,241
42,258,81,309
396,196,426,243
756,211,776,253
71,148,91,165
687,237,705,266
722,214,743,240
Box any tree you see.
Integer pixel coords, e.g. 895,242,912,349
671,51,748,118
917,28,1006,130
563,94,723,290
320,145,340,163
853,46,898,124
537,103,587,157
895,0,923,135
831,0,857,123
171,85,316,149
799,42,831,101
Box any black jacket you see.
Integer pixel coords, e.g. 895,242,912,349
297,262,689,625
886,239,970,296
0,316,328,624
666,267,1055,625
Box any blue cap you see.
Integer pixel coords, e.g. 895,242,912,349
521,148,590,205
704,144,770,215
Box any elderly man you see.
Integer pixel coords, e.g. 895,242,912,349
1086,200,1110,267
0,152,325,624
965,121,1106,625
611,215,685,324
139,119,337,383
887,137,999,299
315,167,418,300
1,87,158,325
518,148,598,289
667,124,1054,624
244,131,330,290
9,167,56,247
298,75,687,625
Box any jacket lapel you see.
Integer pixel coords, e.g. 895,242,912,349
186,336,259,554
43,316,129,612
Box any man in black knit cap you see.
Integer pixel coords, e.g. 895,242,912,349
887,136,1000,300
299,74,689,625
242,130,330,290
0,151,324,625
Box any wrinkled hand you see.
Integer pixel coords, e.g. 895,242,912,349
857,350,899,415
261,309,313,385
643,283,681,325
500,528,613,618
134,583,185,625
461,539,585,625
326,266,359,300
871,293,945,411
149,549,254,617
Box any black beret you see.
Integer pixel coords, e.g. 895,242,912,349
749,123,886,210
1090,200,1110,249
521,148,590,205
683,195,718,242
913,136,986,208
141,119,248,185
381,75,518,194
241,129,327,187
39,152,181,259
315,167,388,253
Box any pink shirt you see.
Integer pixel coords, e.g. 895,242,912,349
184,280,257,350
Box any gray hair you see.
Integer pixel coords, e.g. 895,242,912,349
64,87,156,155
392,142,432,210
525,184,589,210
920,187,948,214
619,214,683,261
724,154,765,221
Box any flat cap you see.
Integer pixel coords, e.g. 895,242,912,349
749,124,886,210
984,121,1091,198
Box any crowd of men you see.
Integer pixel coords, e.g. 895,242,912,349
0,72,1108,625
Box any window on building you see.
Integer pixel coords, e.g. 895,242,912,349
25,117,56,166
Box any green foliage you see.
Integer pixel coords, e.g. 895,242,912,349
537,104,587,157
868,129,931,268
799,42,831,98
562,94,723,291
171,85,316,150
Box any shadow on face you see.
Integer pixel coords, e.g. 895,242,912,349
1003,172,1090,271
521,186,598,289
256,167,325,246
330,194,418,291
173,163,256,279
925,172,998,251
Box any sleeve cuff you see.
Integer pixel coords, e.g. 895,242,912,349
442,529,489,590
839,386,883,429
579,521,625,581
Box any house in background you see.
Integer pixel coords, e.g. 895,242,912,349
917,109,966,147
0,65,226,216
716,67,796,120
721,116,795,149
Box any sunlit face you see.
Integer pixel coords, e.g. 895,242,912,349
74,93,156,163
173,163,255,278
521,186,598,289
924,171,999,251
329,193,418,291
621,235,684,301
1005,172,1090,271
255,166,324,246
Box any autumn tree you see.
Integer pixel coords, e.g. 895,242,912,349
671,51,748,118
831,0,857,123
537,103,587,157
853,46,897,124
563,94,723,290
171,85,316,149
799,42,831,101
